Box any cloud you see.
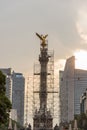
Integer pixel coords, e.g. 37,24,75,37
48,0,87,60
55,1,81,47
0,0,87,73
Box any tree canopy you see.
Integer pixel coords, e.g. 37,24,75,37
0,71,12,124
74,113,87,130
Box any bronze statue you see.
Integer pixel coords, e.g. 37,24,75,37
36,33,48,47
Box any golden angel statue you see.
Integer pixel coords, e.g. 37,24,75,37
36,33,48,47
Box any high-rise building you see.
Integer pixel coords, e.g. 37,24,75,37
0,68,25,125
12,72,25,125
59,56,87,123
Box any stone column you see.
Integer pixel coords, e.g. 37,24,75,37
73,119,78,130
8,118,12,130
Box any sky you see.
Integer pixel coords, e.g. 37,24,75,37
0,0,87,75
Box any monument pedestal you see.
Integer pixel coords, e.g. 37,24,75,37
33,110,53,130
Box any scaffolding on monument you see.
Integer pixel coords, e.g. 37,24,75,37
33,48,57,128
24,34,59,130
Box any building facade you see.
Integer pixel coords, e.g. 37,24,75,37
0,68,25,125
59,56,87,123
12,72,25,125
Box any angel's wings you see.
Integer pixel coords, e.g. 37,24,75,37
36,33,48,40
36,33,43,40
36,33,48,47
44,34,48,39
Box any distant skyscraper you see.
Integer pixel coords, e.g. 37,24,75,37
0,68,25,125
12,72,25,125
59,56,87,123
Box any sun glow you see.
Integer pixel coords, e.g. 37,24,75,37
74,50,87,70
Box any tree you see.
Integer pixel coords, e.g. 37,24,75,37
0,71,12,125
75,113,87,130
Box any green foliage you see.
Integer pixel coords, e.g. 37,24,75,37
0,71,12,125
0,122,8,130
0,71,6,94
74,113,87,130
